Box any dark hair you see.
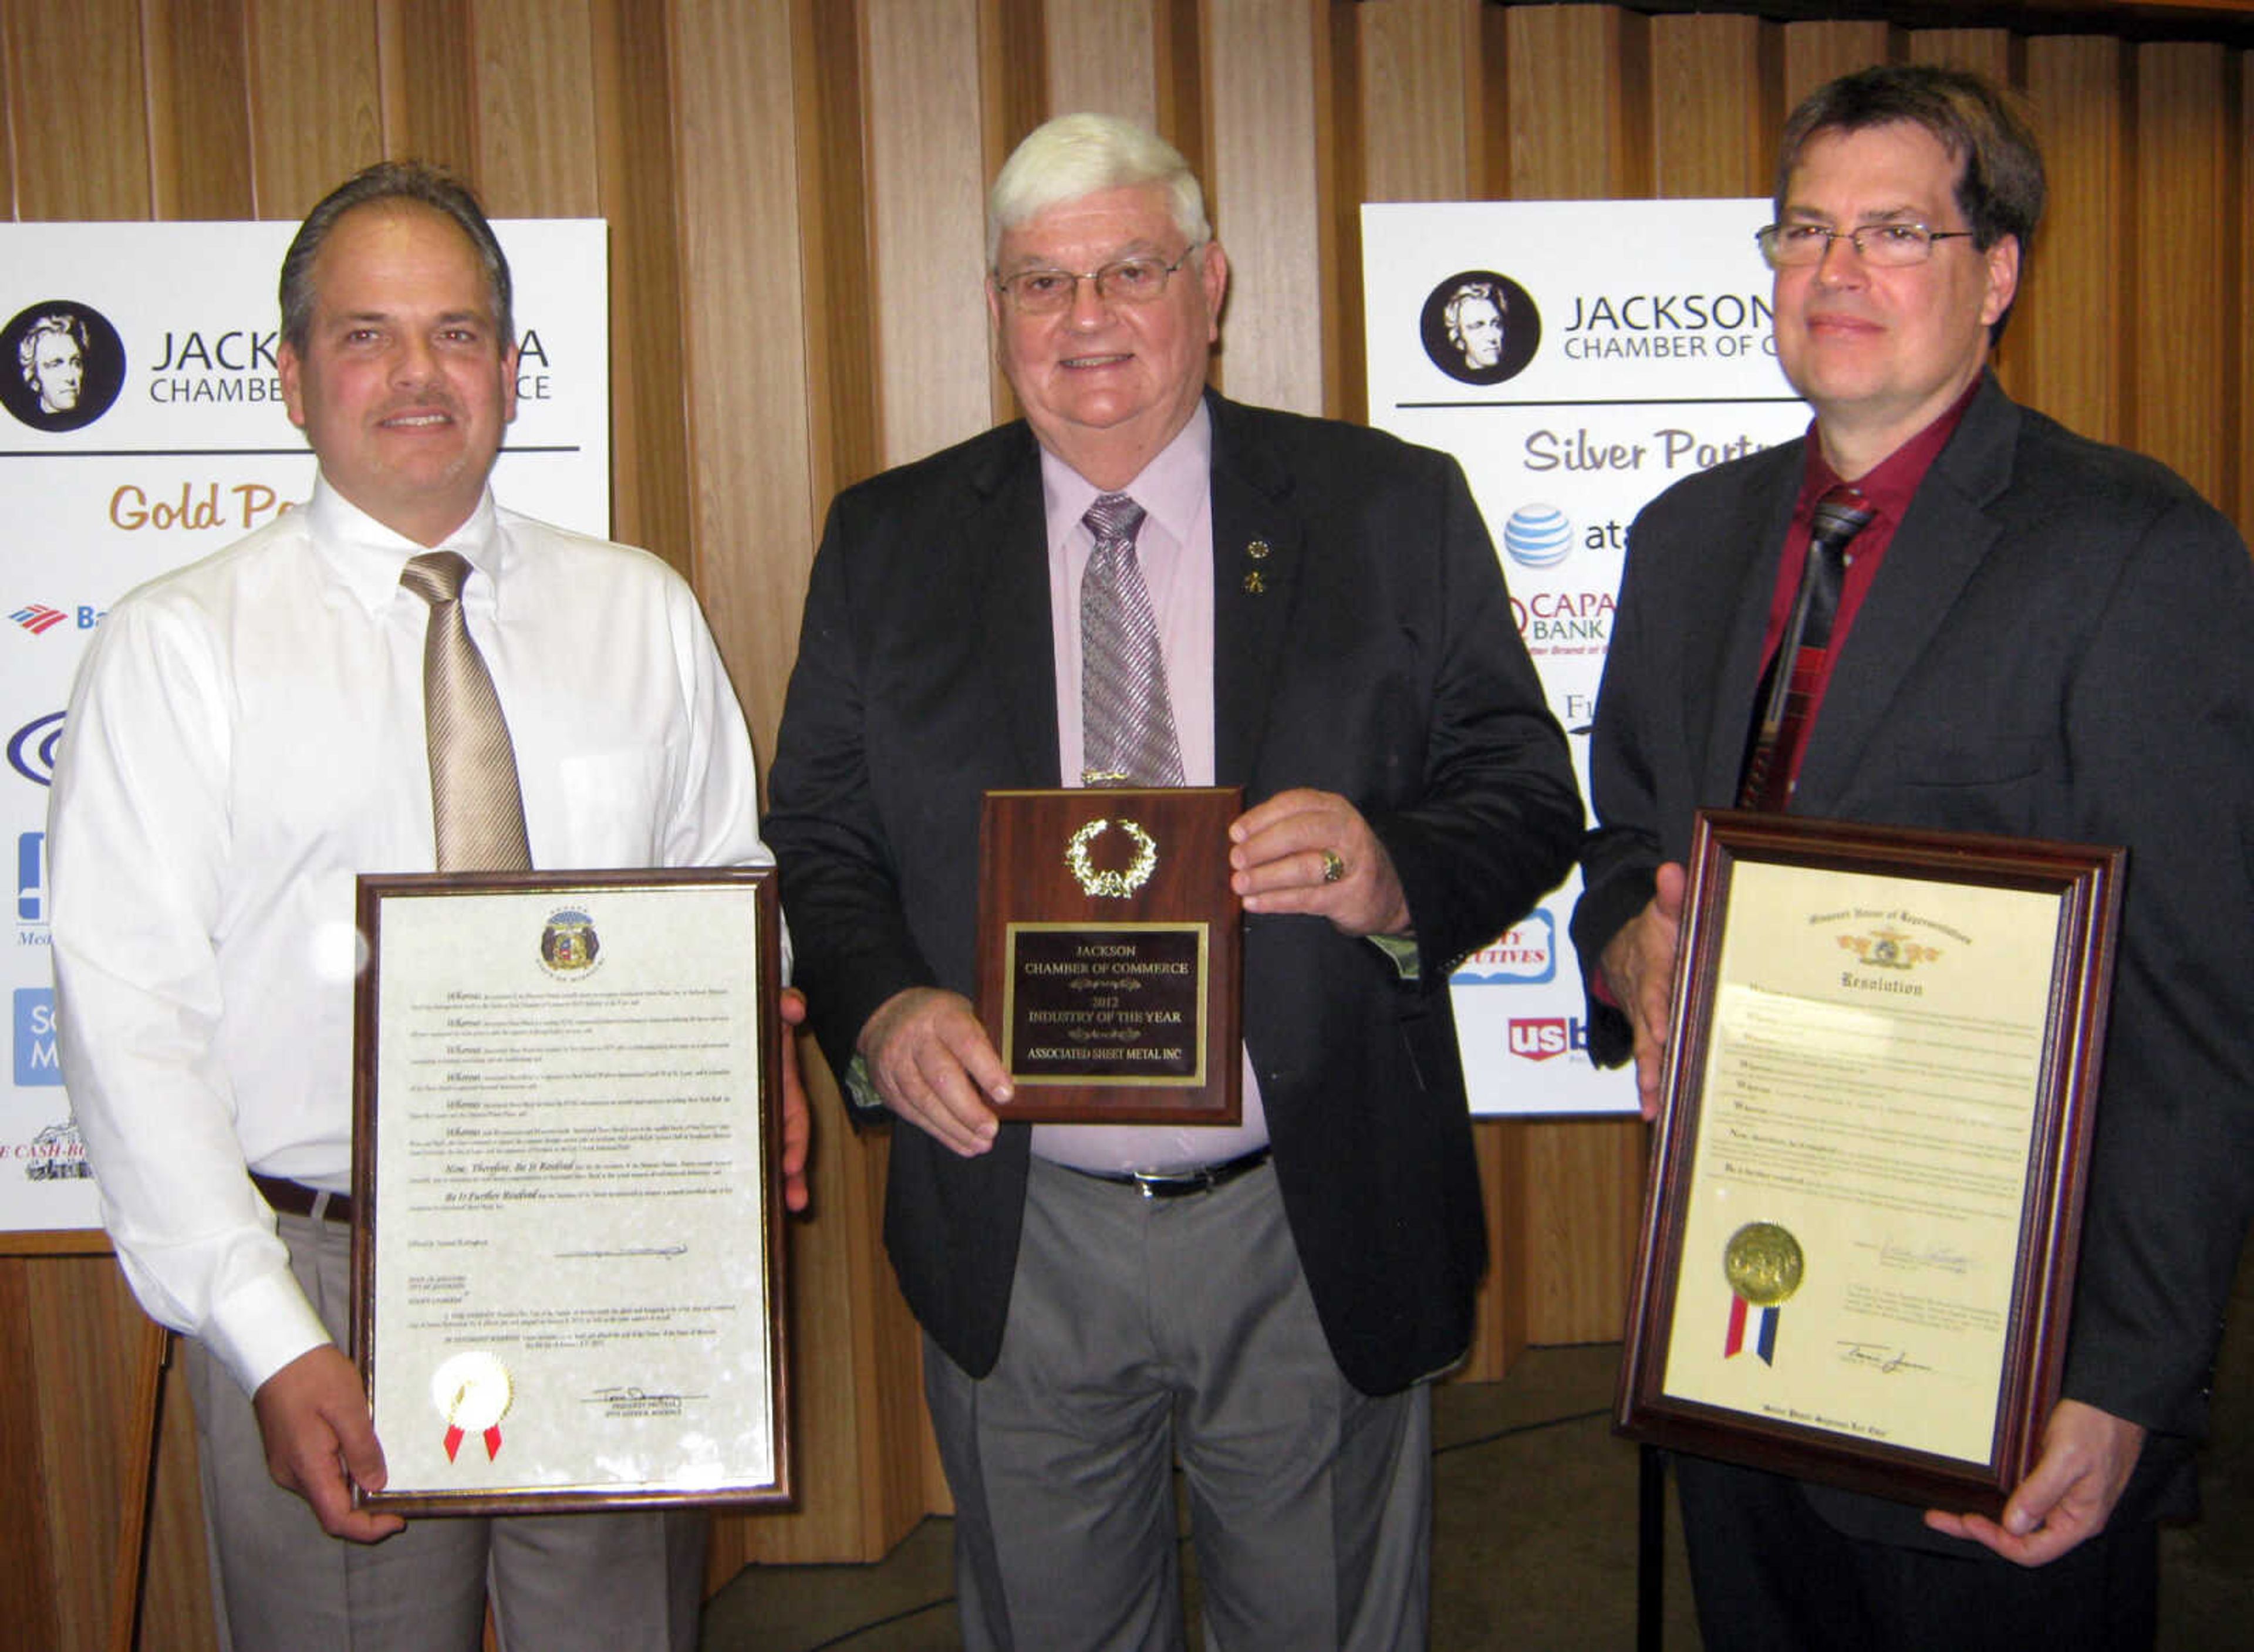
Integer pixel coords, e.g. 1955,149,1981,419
1776,66,2043,339
279,161,512,353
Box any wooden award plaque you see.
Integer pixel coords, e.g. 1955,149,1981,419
974,787,1243,1124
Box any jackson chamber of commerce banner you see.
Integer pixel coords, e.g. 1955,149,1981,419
0,220,608,1232
1363,199,1811,1116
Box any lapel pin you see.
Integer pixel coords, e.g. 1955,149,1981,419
1246,538,1271,559
1243,570,1266,594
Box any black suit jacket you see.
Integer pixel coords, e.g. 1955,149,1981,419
766,392,1581,1393
1575,373,2254,1538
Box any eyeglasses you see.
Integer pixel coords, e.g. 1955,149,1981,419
992,248,1203,314
1755,222,1976,269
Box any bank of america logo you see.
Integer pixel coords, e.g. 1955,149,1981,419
10,604,67,635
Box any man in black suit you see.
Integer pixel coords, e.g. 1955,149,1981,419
1576,65,2254,1648
765,113,1578,1649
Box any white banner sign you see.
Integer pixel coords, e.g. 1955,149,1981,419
0,219,609,1231
1363,200,1810,1114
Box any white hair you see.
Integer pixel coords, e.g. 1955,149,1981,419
987,113,1210,266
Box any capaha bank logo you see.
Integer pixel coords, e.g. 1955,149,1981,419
9,712,63,786
1420,271,1540,386
1,300,126,431
1452,908,1558,987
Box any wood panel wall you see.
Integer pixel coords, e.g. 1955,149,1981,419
4,0,2249,1626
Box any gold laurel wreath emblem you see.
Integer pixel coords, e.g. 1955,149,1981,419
1067,817,1159,898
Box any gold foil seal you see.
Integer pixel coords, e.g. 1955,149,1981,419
1723,1222,1804,1307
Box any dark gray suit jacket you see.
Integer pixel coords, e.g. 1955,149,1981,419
1575,373,2254,1538
766,391,1580,1394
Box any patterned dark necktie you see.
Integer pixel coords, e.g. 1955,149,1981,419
1080,492,1185,787
400,550,534,870
1738,485,1875,811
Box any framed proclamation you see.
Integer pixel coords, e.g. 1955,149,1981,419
350,867,789,1514
1617,811,2125,1515
976,787,1243,1124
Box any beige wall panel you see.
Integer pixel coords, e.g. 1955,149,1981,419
1203,0,1326,416
247,0,385,217
1354,0,1480,204
866,0,995,468
670,0,812,749
1905,28,2010,83
593,0,694,568
1497,2,1648,1347
1650,14,1772,201
467,0,601,215
2018,35,2124,444
1501,5,1643,200
2131,42,2229,507
144,0,258,219
5,0,152,219
1045,0,1158,127
1780,21,1891,112
379,0,475,171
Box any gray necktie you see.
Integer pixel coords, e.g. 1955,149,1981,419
400,550,533,870
1080,493,1185,787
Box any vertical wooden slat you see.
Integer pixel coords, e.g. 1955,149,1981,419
377,0,474,171
865,0,993,469
592,0,694,567
246,0,384,215
143,0,256,219
1499,1,1655,1349
4,0,152,218
0,1262,63,1651
1203,0,1325,417
464,0,599,215
1651,13,1774,201
1044,0,1157,128
2131,42,2230,506
1905,27,2012,85
2238,50,2252,534
1780,21,1893,113
1355,0,1480,204
789,0,879,517
2019,35,2125,444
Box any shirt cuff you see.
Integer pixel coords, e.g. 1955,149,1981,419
1366,933,1422,981
204,1266,335,1398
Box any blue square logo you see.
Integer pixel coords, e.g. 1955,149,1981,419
15,987,60,1086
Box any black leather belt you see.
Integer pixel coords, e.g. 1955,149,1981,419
1064,1147,1271,1200
251,1173,355,1225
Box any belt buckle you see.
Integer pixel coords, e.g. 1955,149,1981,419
1128,1165,1214,1200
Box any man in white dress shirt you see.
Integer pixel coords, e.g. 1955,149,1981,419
49,161,806,1651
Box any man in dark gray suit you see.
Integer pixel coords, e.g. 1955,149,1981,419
1577,65,2254,1648
766,113,1578,1649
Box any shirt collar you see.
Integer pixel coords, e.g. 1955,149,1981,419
308,475,505,613
1039,400,1213,555
1796,372,1983,526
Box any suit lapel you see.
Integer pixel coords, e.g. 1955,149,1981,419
1207,397,1302,789
1695,455,1803,806
966,427,1063,785
1793,380,2017,813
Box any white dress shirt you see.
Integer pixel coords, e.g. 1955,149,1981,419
50,479,775,1396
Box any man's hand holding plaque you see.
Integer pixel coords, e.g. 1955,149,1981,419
975,787,1243,1124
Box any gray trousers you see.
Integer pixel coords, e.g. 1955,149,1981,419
181,1210,705,1652
924,1156,1433,1652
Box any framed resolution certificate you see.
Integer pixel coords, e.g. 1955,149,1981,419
1617,812,2124,1515
349,868,789,1514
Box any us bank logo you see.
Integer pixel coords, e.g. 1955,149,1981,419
1452,909,1558,985
1507,1015,1589,1062
15,988,60,1086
